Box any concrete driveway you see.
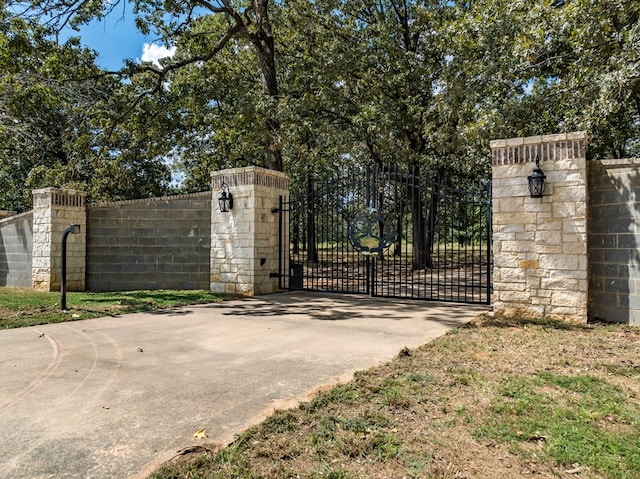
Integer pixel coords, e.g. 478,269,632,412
0,292,488,479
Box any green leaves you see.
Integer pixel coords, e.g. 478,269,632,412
0,5,174,211
2,0,639,213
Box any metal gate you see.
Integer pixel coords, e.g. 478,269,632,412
275,163,491,304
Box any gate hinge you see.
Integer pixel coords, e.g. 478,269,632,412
269,272,281,278
271,207,280,213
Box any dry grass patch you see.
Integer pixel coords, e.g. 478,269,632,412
151,316,640,479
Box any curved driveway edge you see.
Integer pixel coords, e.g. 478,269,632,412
0,292,488,479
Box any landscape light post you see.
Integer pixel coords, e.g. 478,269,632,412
61,224,81,311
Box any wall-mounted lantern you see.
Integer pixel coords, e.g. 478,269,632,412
527,155,546,198
218,183,233,212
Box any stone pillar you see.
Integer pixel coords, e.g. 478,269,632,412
490,132,588,323
210,166,289,295
32,188,87,292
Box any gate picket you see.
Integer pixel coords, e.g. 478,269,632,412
276,164,491,304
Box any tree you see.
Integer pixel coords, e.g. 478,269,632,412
5,0,638,216
450,0,640,159
12,0,284,171
276,0,483,269
0,8,100,211
0,4,173,211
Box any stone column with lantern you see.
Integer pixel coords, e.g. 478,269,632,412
490,132,588,323
210,166,289,295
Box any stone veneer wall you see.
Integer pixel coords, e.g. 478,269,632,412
588,159,640,325
211,166,289,295
32,188,87,291
0,211,33,288
490,132,588,323
86,192,211,291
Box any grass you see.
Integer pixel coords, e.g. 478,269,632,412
149,315,640,479
0,287,232,329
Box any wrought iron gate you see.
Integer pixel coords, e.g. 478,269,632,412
275,163,491,304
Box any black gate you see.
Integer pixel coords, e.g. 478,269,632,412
275,163,491,304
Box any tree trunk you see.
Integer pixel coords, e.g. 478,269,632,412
307,176,318,263
249,0,282,171
409,164,440,270
409,164,428,270
425,170,441,269
394,193,403,257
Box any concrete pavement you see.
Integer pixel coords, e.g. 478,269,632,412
0,292,488,479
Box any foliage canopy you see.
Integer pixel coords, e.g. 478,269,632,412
1,0,639,211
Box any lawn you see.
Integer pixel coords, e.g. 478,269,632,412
150,315,640,479
0,287,231,329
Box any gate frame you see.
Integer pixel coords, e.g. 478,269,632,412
275,164,492,305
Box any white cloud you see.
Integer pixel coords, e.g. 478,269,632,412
140,43,176,67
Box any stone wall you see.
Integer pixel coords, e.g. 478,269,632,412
588,159,640,326
491,132,588,323
0,212,33,288
32,188,86,291
1,170,290,295
210,166,289,295
86,192,211,291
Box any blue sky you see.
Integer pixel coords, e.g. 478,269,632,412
66,12,174,70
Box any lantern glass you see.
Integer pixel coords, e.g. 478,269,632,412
527,156,546,198
218,184,233,212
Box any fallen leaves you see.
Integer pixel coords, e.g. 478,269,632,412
193,428,208,439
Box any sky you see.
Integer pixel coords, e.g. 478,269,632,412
66,12,175,70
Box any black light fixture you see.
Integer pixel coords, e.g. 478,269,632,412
61,224,81,311
218,183,233,212
527,155,546,198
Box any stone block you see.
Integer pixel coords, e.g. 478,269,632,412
535,230,561,245
541,277,581,291
500,240,534,253
533,244,562,254
494,252,522,268
563,221,587,239
258,281,277,294
498,290,530,302
493,211,537,226
547,306,586,321
537,219,561,231
494,268,526,288
493,224,525,233
502,197,526,213
524,201,552,213
551,290,586,308
538,253,579,270
492,185,529,199
560,239,585,255
517,259,539,269
553,201,575,218
531,296,551,305
235,283,254,294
